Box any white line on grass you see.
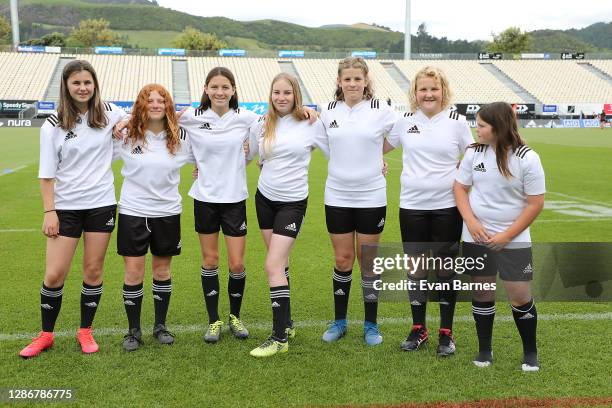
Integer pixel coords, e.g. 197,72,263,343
535,218,612,223
0,165,27,177
1,312,610,342
548,191,612,207
0,228,37,233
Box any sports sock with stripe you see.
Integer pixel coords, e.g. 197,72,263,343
123,283,143,330
285,267,293,327
270,285,289,342
511,299,538,355
227,270,246,317
201,266,220,323
152,279,172,326
438,275,458,330
40,283,63,332
472,300,496,352
80,282,103,328
362,277,379,324
408,276,428,327
332,268,352,321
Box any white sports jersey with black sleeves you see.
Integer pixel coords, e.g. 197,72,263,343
320,99,398,207
115,128,194,217
180,107,259,203
38,103,127,210
248,115,329,202
455,144,545,244
387,109,474,210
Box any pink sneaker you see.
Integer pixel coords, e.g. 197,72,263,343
19,331,54,358
77,327,99,354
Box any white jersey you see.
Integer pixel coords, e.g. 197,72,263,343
320,99,398,207
180,107,259,203
387,109,474,210
248,115,329,202
115,128,194,217
38,103,127,210
456,144,546,244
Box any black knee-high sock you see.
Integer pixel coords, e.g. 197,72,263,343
270,285,289,342
438,275,458,330
123,283,144,330
40,283,63,332
152,279,172,326
362,277,379,324
285,267,293,326
511,299,538,355
472,300,495,352
80,282,103,328
332,268,352,321
408,276,428,327
201,266,220,323
227,270,246,317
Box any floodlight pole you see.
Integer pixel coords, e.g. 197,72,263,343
10,0,20,47
404,0,411,60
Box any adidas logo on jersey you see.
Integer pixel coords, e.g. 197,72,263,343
334,289,346,296
206,290,218,297
131,146,144,155
407,125,420,134
329,120,339,128
473,162,486,172
377,218,385,227
153,294,163,301
64,130,78,141
230,293,242,298
285,223,297,232
41,303,53,310
239,221,247,231
199,122,212,130
124,300,135,306
84,302,97,308
271,301,281,308
519,312,534,320
106,217,115,226
523,263,533,274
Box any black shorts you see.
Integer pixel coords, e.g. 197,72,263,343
56,204,117,238
325,205,386,235
399,207,462,256
461,242,534,282
194,199,247,237
117,214,181,257
255,189,307,239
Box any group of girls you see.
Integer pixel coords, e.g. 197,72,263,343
20,56,545,371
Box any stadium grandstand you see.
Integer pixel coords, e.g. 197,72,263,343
0,51,610,122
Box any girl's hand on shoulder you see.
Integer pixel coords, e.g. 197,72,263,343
302,106,319,124
192,166,199,180
113,119,129,140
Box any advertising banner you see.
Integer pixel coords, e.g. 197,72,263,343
94,47,124,55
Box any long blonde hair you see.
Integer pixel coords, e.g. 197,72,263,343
334,57,375,101
262,73,304,158
408,66,453,112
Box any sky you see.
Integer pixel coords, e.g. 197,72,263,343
156,0,611,41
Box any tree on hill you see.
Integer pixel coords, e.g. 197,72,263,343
25,32,66,47
66,18,122,47
487,27,532,53
0,16,11,45
172,26,226,50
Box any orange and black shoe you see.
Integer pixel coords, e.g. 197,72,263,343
77,327,99,354
400,324,429,351
19,331,54,358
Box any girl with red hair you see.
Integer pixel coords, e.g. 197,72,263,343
114,83,194,351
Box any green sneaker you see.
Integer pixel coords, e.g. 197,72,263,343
286,324,296,339
250,336,288,358
204,320,223,343
228,314,249,339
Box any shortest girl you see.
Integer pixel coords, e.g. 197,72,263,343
453,102,545,371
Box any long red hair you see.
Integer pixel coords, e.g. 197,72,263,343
126,83,180,155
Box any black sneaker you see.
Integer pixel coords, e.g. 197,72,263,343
522,352,540,372
473,349,493,367
123,328,143,352
436,328,456,356
153,324,175,345
400,325,429,351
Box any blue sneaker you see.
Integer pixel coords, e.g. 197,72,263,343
322,319,347,343
364,321,383,346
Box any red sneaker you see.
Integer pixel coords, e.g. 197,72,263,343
77,327,99,354
19,331,54,358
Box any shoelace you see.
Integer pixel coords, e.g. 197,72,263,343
259,338,275,349
30,334,51,347
230,316,245,331
209,321,223,334
365,325,379,336
79,330,95,343
408,326,426,341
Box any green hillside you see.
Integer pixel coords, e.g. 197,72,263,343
0,0,610,53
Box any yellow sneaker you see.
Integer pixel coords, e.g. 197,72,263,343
249,336,288,358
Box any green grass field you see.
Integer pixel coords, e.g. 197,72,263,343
0,127,611,407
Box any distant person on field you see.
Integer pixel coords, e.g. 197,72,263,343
20,60,128,359
454,102,545,372
600,110,607,130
